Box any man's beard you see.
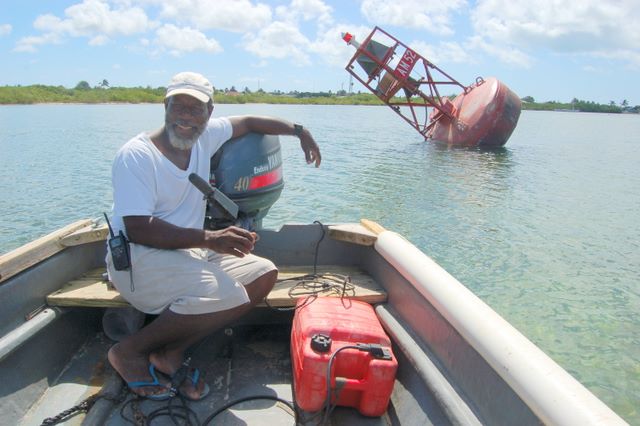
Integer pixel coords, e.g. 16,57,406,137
166,121,206,150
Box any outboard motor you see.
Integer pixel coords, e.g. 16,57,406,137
206,132,284,230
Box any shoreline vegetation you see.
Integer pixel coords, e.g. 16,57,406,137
1,83,638,113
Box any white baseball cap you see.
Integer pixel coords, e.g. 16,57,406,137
165,71,213,103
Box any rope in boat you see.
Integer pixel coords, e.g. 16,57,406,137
41,221,347,425
120,394,200,426
264,220,356,311
113,220,350,425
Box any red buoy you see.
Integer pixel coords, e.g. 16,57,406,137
427,77,522,147
343,27,521,147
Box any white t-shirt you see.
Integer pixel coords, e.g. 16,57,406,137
111,117,233,237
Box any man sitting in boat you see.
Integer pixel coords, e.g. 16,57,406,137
106,71,321,401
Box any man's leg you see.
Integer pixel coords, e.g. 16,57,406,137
149,269,276,369
108,270,277,398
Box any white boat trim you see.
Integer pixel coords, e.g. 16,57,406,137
374,230,627,426
0,307,63,362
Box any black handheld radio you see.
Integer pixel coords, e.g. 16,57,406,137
103,213,131,271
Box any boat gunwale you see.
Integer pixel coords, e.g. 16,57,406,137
0,219,630,426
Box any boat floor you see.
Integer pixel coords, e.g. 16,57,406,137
22,320,390,426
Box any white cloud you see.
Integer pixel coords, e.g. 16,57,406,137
467,35,533,68
155,24,223,56
89,35,110,45
16,0,154,52
41,0,153,37
276,0,333,26
65,0,153,36
471,0,640,53
309,24,372,67
359,0,467,36
591,49,640,70
243,21,311,65
158,0,272,32
14,33,63,53
466,0,640,68
409,40,475,65
308,24,474,71
33,15,74,34
0,24,12,36
294,0,333,22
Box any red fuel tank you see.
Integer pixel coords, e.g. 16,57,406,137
291,298,397,417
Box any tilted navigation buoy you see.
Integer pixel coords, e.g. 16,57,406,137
343,27,521,147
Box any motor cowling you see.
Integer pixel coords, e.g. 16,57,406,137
206,132,284,230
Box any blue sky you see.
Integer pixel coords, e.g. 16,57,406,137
1,0,639,105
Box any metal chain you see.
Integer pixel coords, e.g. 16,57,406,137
40,385,129,426
40,394,100,426
131,398,147,426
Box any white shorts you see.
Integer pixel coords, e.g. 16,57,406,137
106,244,276,315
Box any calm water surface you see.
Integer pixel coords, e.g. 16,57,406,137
1,104,639,423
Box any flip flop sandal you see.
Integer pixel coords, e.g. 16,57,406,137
127,364,172,401
168,358,210,401
180,368,210,401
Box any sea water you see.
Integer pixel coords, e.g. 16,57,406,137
0,104,638,423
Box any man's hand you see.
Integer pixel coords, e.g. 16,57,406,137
300,130,322,167
205,226,259,257
228,116,321,167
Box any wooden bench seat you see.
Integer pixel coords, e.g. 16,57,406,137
43,220,387,309
46,265,387,309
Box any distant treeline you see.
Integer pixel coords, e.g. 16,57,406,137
0,83,637,113
0,84,165,104
520,96,639,113
0,83,384,105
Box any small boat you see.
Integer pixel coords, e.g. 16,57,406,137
0,218,627,425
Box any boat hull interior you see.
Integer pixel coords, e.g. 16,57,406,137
0,222,627,425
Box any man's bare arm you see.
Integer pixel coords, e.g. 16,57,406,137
124,216,257,257
228,115,321,167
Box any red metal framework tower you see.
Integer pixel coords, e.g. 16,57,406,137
344,27,468,137
343,27,521,147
